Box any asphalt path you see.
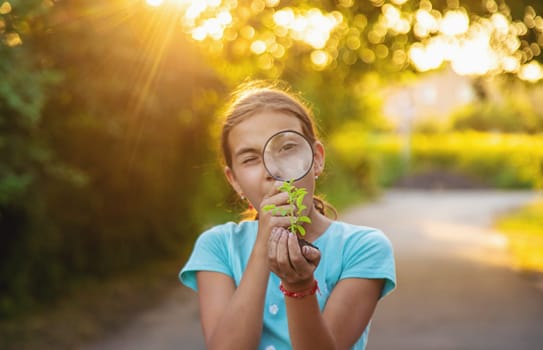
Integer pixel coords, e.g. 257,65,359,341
82,190,543,350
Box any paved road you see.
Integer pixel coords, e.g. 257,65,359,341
82,190,543,350
344,190,543,350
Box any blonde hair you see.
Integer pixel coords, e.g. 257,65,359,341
220,80,336,220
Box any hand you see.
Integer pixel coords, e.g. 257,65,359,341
256,182,293,242
267,227,321,290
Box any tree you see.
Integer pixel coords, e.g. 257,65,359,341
0,0,60,314
1,0,225,313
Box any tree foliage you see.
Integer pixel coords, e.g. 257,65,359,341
1,0,225,315
181,0,543,81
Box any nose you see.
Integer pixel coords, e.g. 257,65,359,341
262,162,274,181
263,163,283,181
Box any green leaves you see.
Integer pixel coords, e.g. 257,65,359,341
297,216,311,223
263,180,312,236
262,204,276,212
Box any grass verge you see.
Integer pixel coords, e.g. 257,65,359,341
495,197,543,273
0,256,186,350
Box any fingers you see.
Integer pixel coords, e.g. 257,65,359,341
266,181,284,198
287,231,305,268
259,184,293,229
260,191,290,211
261,181,286,205
302,245,321,266
267,227,280,265
276,229,293,269
268,227,319,284
268,228,291,270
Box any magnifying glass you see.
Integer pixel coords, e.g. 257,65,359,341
262,130,314,182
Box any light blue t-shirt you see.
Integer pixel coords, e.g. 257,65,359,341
180,220,396,350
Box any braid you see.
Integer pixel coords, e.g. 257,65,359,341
313,196,337,220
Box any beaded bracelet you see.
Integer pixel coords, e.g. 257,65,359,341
279,280,319,298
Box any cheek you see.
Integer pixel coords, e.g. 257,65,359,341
234,167,263,195
236,166,261,183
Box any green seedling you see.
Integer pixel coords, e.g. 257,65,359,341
262,180,312,236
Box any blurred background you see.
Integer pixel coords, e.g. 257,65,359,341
1,0,542,349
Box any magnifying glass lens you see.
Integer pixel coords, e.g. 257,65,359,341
263,130,314,182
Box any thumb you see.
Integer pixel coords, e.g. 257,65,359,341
302,245,321,266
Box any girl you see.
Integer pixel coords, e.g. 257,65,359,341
180,81,396,350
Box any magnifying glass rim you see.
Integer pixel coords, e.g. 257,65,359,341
262,129,315,182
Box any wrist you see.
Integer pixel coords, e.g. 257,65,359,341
281,276,315,290
280,279,319,298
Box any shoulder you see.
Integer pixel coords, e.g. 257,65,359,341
180,220,258,290
321,221,395,268
195,220,257,244
325,221,396,297
326,221,392,248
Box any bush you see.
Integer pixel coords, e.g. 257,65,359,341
410,132,543,188
329,129,543,191
451,99,543,134
328,125,408,191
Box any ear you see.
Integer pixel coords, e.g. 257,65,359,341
313,141,325,176
224,166,243,196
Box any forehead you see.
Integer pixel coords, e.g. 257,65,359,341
228,110,304,154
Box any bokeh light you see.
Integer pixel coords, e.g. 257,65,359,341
142,0,543,82
519,61,543,82
146,0,165,7
439,10,469,36
273,8,342,49
408,5,543,82
0,1,12,14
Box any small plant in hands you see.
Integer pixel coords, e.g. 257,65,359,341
263,180,318,250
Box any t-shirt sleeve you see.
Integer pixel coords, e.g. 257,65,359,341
179,226,233,292
340,229,396,298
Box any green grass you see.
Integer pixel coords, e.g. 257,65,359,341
495,198,543,272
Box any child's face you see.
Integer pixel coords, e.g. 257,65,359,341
224,110,323,213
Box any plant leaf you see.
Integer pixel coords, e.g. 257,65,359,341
296,225,306,236
298,216,311,223
280,181,293,192
263,204,276,212
296,195,304,209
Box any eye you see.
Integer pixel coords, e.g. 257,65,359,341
279,142,297,153
242,156,259,164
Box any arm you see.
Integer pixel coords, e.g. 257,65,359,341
284,278,383,350
196,185,293,350
269,229,384,350
196,242,269,350
325,278,384,349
